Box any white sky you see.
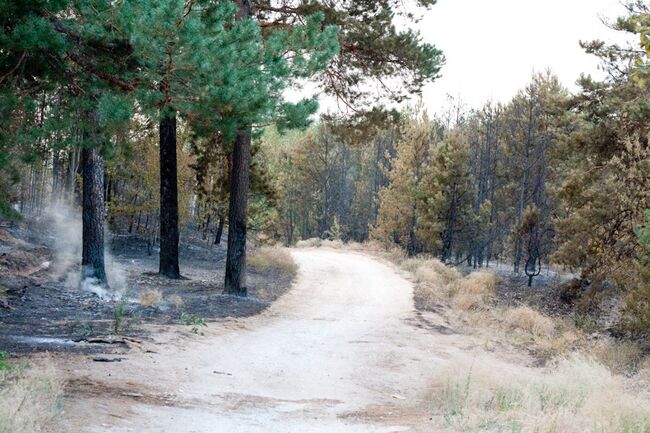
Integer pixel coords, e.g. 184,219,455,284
418,0,635,113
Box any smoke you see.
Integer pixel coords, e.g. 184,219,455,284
43,203,127,301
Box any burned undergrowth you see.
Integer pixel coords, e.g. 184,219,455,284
0,217,294,354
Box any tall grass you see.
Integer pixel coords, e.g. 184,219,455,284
248,247,298,278
427,355,650,433
0,357,63,433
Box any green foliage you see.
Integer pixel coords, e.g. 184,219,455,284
0,352,28,372
324,216,343,240
113,293,130,335
0,352,12,371
257,0,445,106
554,4,650,290
180,312,207,334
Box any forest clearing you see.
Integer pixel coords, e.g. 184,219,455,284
1,0,650,432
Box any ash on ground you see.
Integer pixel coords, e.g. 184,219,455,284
0,218,293,354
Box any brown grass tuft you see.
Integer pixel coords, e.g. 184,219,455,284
448,271,497,311
248,247,298,277
506,305,556,338
166,294,184,309
138,288,163,307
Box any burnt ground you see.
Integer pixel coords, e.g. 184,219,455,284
491,266,574,317
0,218,294,355
490,264,628,338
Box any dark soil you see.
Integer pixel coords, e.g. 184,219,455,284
0,218,294,354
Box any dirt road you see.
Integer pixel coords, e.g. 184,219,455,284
53,249,471,433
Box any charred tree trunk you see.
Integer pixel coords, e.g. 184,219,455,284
224,129,251,296
159,113,181,279
81,146,107,287
214,214,225,245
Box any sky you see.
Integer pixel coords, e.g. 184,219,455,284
414,0,636,113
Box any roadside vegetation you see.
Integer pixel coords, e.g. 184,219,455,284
0,353,63,433
427,355,650,433
248,247,299,279
298,238,650,431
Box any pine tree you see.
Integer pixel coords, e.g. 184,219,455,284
373,108,432,255
553,4,650,293
221,0,443,295
418,130,474,263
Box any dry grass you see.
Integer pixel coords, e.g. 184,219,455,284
166,294,184,309
447,271,497,311
248,247,298,277
0,359,63,433
506,306,556,338
295,238,322,248
138,288,163,307
592,340,644,376
401,257,463,286
295,238,345,249
320,239,344,249
535,328,582,360
639,359,650,383
427,355,650,433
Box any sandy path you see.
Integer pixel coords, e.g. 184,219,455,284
52,249,469,433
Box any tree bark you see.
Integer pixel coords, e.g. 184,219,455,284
224,0,253,296
159,113,181,278
224,129,251,296
81,145,107,286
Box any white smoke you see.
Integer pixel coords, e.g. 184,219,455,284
43,203,127,301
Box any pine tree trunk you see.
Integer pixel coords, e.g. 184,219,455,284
224,129,251,296
81,146,107,286
214,214,225,245
159,113,180,279
224,0,252,296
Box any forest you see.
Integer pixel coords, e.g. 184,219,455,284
1,1,649,432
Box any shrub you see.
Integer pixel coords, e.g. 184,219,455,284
401,258,462,286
